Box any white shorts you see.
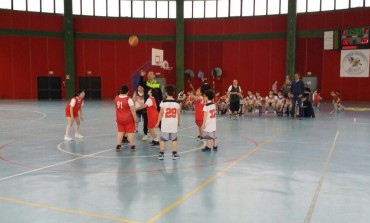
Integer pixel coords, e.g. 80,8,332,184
160,132,178,141
203,131,217,140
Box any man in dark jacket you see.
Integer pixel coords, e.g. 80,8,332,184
290,72,305,119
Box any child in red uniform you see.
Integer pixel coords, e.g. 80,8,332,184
194,87,204,140
64,90,85,141
138,89,160,146
114,85,137,152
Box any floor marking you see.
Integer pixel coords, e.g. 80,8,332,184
146,128,288,223
0,196,138,223
354,118,356,123
0,148,113,182
304,131,340,223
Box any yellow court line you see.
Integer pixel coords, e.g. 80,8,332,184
304,131,340,223
146,128,288,223
0,197,139,223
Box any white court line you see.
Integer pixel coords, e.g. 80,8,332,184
0,109,47,129
304,131,340,223
0,148,113,182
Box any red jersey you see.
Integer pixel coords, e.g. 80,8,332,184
313,93,320,104
146,97,159,128
65,96,84,117
114,95,135,124
195,98,204,121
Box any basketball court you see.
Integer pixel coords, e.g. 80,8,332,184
1,100,370,223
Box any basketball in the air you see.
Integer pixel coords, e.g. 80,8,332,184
128,35,139,47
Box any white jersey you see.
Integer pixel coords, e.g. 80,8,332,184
159,100,180,133
203,102,217,132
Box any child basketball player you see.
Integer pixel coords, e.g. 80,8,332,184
201,89,218,152
312,89,322,111
139,89,160,146
64,90,85,141
275,91,285,115
156,85,181,160
284,93,293,117
265,90,277,115
254,92,263,113
194,87,204,140
114,85,137,152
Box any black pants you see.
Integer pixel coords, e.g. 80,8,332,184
137,109,148,135
229,100,240,113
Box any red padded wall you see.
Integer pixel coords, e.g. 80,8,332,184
2,9,370,100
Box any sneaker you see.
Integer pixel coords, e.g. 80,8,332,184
196,135,202,141
64,136,73,141
150,140,160,147
202,146,211,152
172,153,180,160
213,146,218,151
75,134,84,139
116,145,122,152
142,135,148,141
130,145,136,151
157,153,164,160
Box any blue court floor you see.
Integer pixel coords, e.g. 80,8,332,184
0,100,370,223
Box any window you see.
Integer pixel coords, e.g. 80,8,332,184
28,0,40,12
169,1,176,18
121,0,131,17
95,0,107,16
132,0,144,18
217,0,229,17
336,0,349,9
205,0,216,18
73,0,81,15
107,0,119,17
255,0,267,16
55,0,64,14
366,0,370,6
193,0,204,18
42,0,54,13
0,0,12,9
13,0,27,11
157,1,168,18
322,0,335,11
280,0,288,14
230,0,241,16
145,1,156,18
82,0,94,15
268,0,280,15
351,0,364,8
184,1,192,18
242,0,254,16
297,0,306,12
307,0,320,12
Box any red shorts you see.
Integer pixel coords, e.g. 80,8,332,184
65,109,78,118
117,122,135,133
196,120,203,127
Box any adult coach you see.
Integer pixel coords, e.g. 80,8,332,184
227,79,242,119
290,72,305,119
139,70,163,140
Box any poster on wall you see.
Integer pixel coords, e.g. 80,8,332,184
340,49,370,77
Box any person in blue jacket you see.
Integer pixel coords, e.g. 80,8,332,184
290,72,305,119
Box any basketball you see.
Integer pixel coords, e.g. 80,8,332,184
128,35,139,47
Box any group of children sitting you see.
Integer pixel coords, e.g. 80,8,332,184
179,89,316,118
179,86,346,118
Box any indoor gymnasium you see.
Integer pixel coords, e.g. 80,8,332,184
1,1,370,223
